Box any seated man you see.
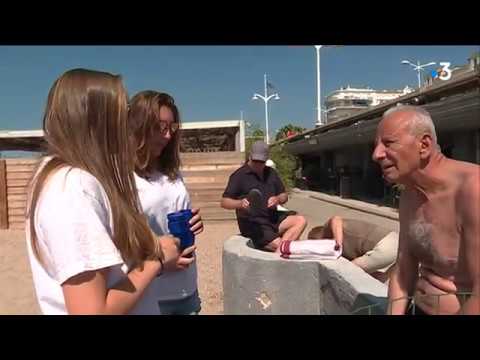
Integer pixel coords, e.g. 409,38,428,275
221,141,307,252
308,216,398,282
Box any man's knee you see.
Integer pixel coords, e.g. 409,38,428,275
294,215,307,229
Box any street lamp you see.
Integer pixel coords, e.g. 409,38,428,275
401,59,437,89
252,73,280,145
314,45,341,126
314,45,323,126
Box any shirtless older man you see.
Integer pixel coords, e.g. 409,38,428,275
372,105,479,315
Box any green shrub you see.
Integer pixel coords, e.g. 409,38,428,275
269,144,298,191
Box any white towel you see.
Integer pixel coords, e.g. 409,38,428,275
280,239,342,260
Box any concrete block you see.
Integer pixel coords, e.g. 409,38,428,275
223,235,388,315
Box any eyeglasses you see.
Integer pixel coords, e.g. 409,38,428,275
153,121,179,135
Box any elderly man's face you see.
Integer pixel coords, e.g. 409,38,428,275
372,112,421,184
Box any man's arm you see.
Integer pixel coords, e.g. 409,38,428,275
457,177,480,315
221,171,245,210
387,191,418,315
327,216,343,248
267,170,288,208
267,192,288,208
221,197,246,210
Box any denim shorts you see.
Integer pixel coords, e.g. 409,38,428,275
157,290,202,315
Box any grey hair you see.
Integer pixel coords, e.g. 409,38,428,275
383,105,438,144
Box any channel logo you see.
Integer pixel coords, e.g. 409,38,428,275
430,62,452,81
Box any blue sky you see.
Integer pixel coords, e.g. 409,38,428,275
0,45,478,137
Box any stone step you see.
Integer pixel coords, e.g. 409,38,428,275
182,170,232,185
191,201,222,209
185,183,226,191
184,179,228,188
190,193,223,203
180,151,245,166
188,186,225,194
184,177,229,185
182,169,234,178
181,164,240,171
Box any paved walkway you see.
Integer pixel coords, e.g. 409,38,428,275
286,190,399,237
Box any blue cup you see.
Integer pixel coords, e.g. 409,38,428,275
167,209,195,251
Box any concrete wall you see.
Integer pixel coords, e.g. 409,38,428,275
223,236,388,315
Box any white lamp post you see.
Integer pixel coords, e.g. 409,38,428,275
401,59,437,88
315,45,323,126
252,73,280,145
314,45,342,126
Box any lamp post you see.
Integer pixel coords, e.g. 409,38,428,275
315,45,323,126
401,59,436,88
314,45,342,126
252,73,280,145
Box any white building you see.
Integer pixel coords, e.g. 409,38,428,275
323,85,414,125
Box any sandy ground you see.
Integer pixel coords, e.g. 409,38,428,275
0,221,239,315
195,221,239,315
0,230,41,315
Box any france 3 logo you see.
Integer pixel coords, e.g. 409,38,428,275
431,62,452,81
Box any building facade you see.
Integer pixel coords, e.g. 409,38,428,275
324,86,414,125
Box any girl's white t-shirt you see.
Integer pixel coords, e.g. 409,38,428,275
133,171,197,303
26,164,164,315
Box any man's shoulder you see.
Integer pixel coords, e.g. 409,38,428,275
229,164,249,178
456,165,480,208
267,166,282,180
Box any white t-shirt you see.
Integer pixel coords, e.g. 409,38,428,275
26,163,160,315
134,171,198,303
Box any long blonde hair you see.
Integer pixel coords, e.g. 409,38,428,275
27,68,161,269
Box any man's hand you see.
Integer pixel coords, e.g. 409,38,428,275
240,198,250,210
419,267,457,293
328,216,343,250
267,196,279,209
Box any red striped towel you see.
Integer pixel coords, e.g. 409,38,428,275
280,240,342,260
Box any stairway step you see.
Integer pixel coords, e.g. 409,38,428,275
184,177,229,185
182,169,234,178
180,151,245,166
190,194,223,203
185,182,228,190
191,201,222,209
181,164,240,171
